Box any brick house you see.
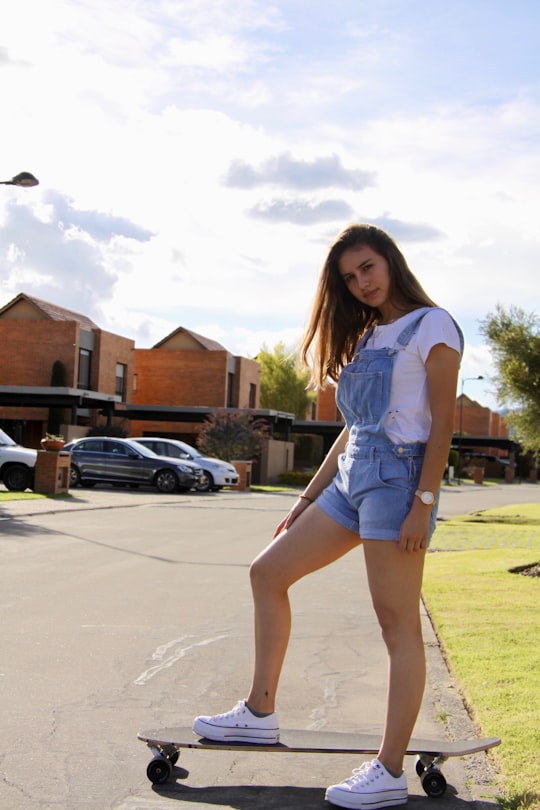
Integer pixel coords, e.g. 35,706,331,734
0,293,134,445
0,293,263,450
455,393,508,452
129,327,261,442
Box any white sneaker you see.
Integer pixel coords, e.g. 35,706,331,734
325,759,408,809
192,700,280,743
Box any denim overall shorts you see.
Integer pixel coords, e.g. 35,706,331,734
317,310,462,542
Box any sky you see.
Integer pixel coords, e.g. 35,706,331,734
1,0,539,411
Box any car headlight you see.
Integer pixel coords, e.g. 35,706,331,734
175,464,192,474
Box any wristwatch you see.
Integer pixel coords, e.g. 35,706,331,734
415,489,435,506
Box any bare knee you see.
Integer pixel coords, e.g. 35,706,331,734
374,604,422,652
249,549,293,596
249,554,267,589
250,554,281,594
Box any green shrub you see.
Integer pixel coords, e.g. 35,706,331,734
277,470,316,487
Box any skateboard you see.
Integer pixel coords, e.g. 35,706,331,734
138,726,500,797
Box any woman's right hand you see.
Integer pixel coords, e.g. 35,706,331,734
273,496,312,537
272,426,347,538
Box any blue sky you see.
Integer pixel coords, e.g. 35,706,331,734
1,0,539,410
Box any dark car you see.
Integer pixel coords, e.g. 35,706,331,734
63,437,205,493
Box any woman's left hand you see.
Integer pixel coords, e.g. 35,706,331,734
398,505,431,552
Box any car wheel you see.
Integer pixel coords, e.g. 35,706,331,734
3,464,32,491
154,469,179,493
69,465,81,488
195,471,214,492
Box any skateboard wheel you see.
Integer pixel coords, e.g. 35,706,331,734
147,756,172,784
421,768,447,797
415,756,425,777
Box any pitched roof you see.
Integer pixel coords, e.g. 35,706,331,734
153,326,227,351
0,293,99,330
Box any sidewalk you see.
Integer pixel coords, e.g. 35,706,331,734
1,478,538,521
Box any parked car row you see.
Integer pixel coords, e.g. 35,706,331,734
0,429,239,495
63,437,207,493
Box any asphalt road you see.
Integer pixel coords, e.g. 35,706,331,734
0,482,537,809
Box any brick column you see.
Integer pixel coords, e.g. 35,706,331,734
34,451,71,494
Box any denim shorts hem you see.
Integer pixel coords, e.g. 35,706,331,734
317,494,359,534
361,529,400,541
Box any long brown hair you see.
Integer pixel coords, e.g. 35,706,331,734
300,224,437,388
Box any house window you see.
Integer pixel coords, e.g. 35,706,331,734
227,372,234,408
78,348,91,389
115,363,127,399
249,383,256,409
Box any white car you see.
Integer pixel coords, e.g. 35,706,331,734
0,428,37,491
132,437,239,492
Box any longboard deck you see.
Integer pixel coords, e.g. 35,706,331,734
138,726,500,757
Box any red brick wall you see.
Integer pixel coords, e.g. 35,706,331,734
133,349,230,406
455,395,508,438
0,321,79,386
92,330,135,401
127,419,201,439
233,356,261,408
316,385,343,422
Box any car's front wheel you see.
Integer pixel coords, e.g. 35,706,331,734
154,469,179,493
3,464,32,491
69,465,81,488
195,471,214,492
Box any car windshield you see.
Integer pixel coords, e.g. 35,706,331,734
123,440,154,458
0,428,17,446
177,441,203,458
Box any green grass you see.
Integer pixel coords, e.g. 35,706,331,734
251,484,300,494
425,504,540,809
0,490,45,501
448,502,540,526
0,491,73,502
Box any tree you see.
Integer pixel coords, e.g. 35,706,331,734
258,342,316,418
480,304,540,454
197,410,268,461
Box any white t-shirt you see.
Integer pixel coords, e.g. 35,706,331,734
366,308,462,444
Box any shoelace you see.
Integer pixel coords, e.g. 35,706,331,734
215,701,245,719
346,760,382,786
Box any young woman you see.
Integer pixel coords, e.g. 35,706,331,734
193,224,463,809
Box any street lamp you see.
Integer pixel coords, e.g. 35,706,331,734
0,171,39,187
457,375,484,482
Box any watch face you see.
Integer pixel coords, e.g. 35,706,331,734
421,491,435,505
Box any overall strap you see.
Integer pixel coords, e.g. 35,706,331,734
396,307,464,355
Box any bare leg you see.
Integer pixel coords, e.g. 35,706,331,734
246,504,361,713
362,539,427,774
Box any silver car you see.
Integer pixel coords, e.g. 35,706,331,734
132,437,239,492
